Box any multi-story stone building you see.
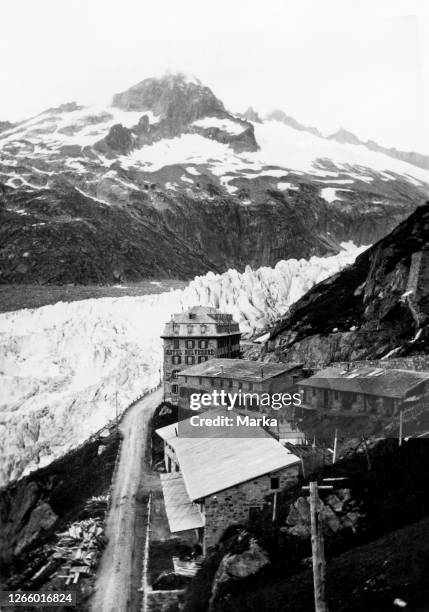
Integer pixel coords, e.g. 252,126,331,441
161,306,241,402
299,365,429,418
176,358,304,411
156,408,300,552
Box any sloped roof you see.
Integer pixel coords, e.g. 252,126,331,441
167,306,237,325
161,306,241,337
156,421,179,441
156,408,300,501
179,358,303,382
300,366,429,399
160,472,205,532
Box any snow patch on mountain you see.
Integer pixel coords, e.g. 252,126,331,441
0,243,365,486
277,181,298,191
1,106,156,149
192,117,245,135
321,187,340,203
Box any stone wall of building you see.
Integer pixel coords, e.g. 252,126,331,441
164,440,179,472
163,336,218,400
177,368,302,411
301,386,398,417
163,335,241,402
203,464,300,550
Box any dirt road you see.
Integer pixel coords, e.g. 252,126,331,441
91,388,163,612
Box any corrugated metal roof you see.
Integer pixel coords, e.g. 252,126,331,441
178,358,303,382
156,409,300,500
156,421,179,441
173,435,299,500
160,472,205,532
300,366,429,399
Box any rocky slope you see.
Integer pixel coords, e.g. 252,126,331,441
1,73,428,284
263,203,429,365
328,127,429,171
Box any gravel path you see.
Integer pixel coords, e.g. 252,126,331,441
91,388,162,612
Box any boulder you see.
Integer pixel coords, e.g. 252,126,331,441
14,502,58,556
216,538,269,582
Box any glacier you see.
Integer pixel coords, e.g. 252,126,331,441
0,242,365,486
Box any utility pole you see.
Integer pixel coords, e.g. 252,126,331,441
302,481,332,612
302,477,348,612
309,481,328,612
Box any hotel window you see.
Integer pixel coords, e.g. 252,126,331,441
312,388,317,396
270,476,280,490
248,382,254,391
173,324,179,335
211,378,215,387
197,356,203,364
186,356,195,365
186,339,195,349
187,324,193,334
198,377,202,385
189,313,196,320
228,379,233,388
184,376,188,383
173,339,180,349
172,355,181,365
199,339,208,349
172,370,179,380
334,391,339,400
171,384,178,394
200,324,207,334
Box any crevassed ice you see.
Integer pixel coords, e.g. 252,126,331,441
0,243,365,486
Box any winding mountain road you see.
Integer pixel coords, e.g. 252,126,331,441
91,387,162,612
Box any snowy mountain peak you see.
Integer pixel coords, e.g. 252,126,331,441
241,106,262,123
1,73,429,285
328,127,362,145
267,109,322,137
112,72,225,118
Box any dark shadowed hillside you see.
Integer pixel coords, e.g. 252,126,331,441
263,203,429,364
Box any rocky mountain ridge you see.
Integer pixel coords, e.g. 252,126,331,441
263,203,429,364
270,113,429,171
1,73,428,284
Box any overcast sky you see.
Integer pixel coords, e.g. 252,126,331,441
1,0,428,152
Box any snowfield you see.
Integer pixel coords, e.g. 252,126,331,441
0,243,365,486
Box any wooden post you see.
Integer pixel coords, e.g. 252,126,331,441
332,429,338,464
361,436,372,471
272,490,278,522
309,481,328,612
399,410,403,446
